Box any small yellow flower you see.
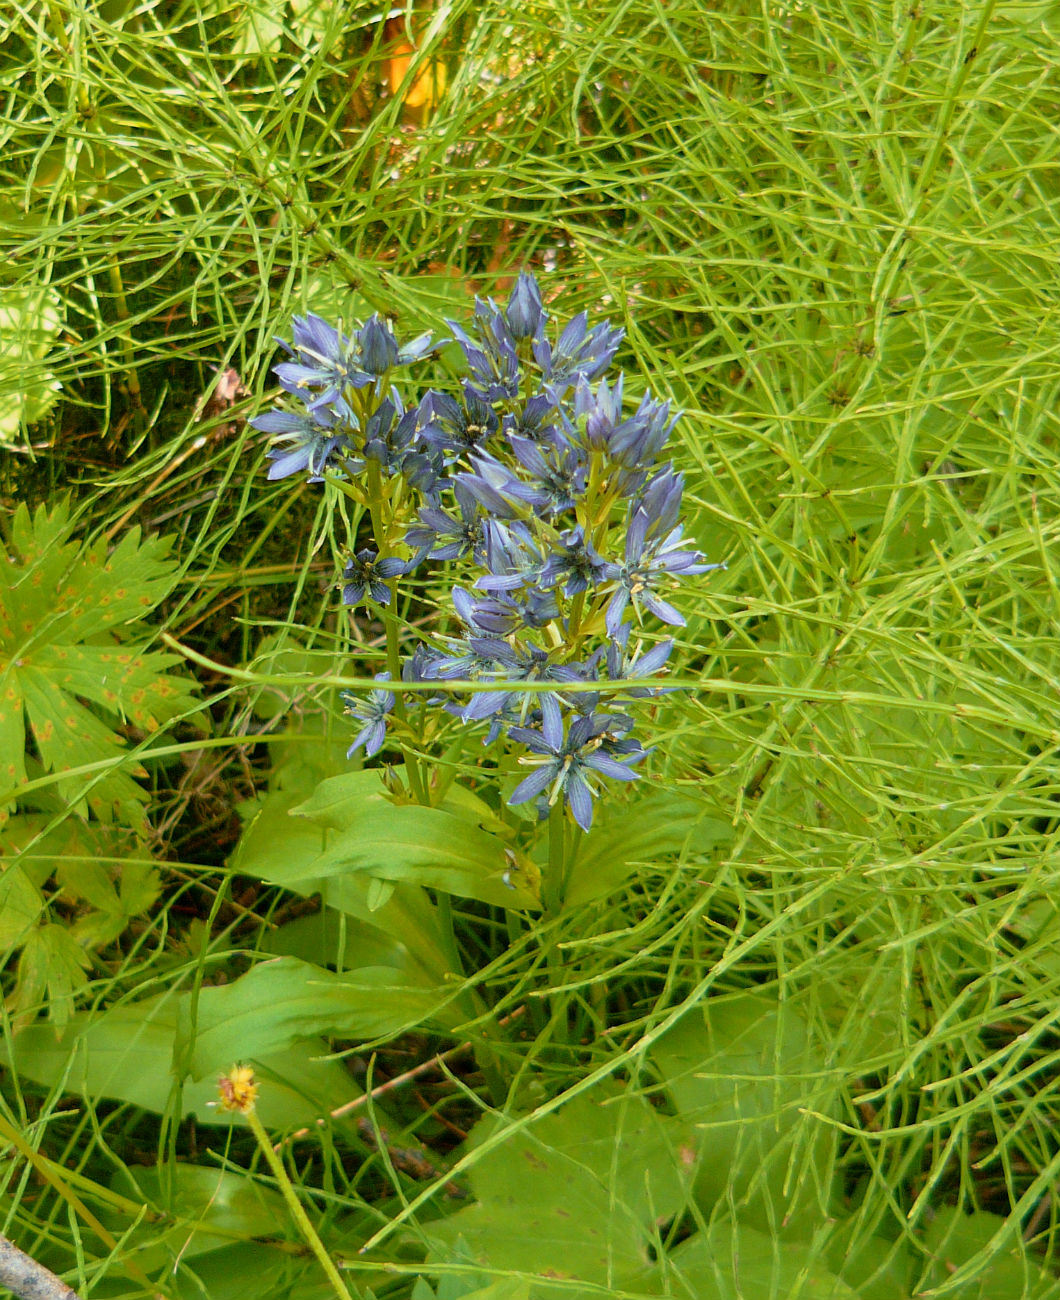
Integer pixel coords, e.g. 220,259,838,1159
216,1064,258,1113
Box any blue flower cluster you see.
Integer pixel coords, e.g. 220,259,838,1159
253,313,431,480
253,275,720,830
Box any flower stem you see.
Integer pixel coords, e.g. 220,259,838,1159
382,581,427,804
244,1106,359,1300
566,589,586,642
362,454,427,804
106,255,145,430
546,798,567,913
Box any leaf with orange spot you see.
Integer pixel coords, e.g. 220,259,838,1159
13,924,90,1031
0,500,202,824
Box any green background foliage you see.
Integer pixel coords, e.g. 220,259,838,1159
2,0,1060,1297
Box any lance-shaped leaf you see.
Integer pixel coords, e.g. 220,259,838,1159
0,992,361,1126
290,770,541,908
173,955,462,1081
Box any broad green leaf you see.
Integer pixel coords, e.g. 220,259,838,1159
457,1285,531,1300
0,663,26,822
365,876,396,911
159,1240,309,1300
920,1207,1060,1299
265,908,420,974
1,814,160,955
627,1222,860,1299
32,642,195,730
316,871,460,984
414,1282,530,1300
563,790,729,907
292,771,540,908
56,850,161,919
108,1164,291,1267
230,785,332,886
235,715,463,964
5,504,177,642
1,993,360,1127
0,813,84,888
427,1087,696,1293
651,993,839,1237
822,1219,914,1300
159,1227,391,1300
412,1241,532,1300
118,859,163,914
56,857,121,912
437,782,512,837
68,909,128,951
231,781,454,984
288,769,434,831
175,955,460,1081
17,665,148,820
9,496,73,569
231,0,286,56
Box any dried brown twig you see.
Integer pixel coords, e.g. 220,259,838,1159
277,1006,526,1149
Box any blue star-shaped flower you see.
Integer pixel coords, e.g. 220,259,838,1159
342,674,396,758
342,548,406,607
604,509,719,635
273,314,372,419
252,406,351,481
404,480,485,571
507,709,646,831
533,311,624,393
538,526,609,599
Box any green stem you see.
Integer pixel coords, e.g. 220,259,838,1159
566,589,586,642
546,799,567,914
361,456,427,804
333,472,367,506
45,1,91,119
245,1107,358,1300
364,458,388,548
559,829,580,909
383,583,427,804
431,885,507,1104
106,255,144,425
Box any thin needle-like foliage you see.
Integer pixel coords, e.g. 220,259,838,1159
2,0,1060,1296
